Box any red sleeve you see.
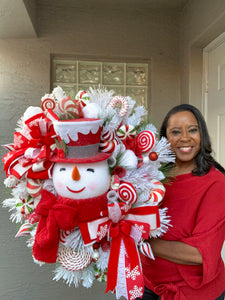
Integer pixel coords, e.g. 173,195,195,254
178,180,225,288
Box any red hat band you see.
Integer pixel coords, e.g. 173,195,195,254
52,118,110,163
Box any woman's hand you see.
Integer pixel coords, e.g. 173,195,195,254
149,238,203,265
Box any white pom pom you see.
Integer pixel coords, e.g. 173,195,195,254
23,106,43,121
118,149,138,169
82,103,101,118
52,86,66,101
4,175,19,188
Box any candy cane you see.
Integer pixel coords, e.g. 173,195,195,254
117,125,136,140
118,182,137,205
58,246,92,271
41,98,56,111
148,179,165,204
27,178,43,198
107,96,129,117
136,130,156,153
139,241,155,260
15,222,33,237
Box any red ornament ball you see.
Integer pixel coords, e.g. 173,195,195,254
149,152,159,161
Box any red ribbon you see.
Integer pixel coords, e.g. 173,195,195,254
2,112,56,179
105,220,140,293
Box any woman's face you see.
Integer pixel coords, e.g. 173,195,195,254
166,111,201,170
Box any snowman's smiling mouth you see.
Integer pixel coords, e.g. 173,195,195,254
66,186,86,193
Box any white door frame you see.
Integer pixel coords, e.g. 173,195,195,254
202,31,225,123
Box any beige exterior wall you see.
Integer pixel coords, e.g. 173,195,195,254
0,5,180,300
179,0,225,109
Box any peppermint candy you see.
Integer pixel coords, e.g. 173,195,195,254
99,139,118,153
136,130,156,153
101,129,115,142
58,246,92,271
57,97,81,118
41,97,56,111
16,196,35,216
148,179,165,204
118,182,137,205
59,230,73,244
117,125,136,140
75,90,90,107
107,95,129,117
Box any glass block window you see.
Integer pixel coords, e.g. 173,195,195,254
52,59,149,107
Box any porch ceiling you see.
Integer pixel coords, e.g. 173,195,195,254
0,0,189,38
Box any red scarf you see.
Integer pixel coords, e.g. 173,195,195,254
33,189,108,263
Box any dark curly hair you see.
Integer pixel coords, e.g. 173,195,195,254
160,104,225,176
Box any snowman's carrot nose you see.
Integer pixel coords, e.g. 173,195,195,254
72,165,81,181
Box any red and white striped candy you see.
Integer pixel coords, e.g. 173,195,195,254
16,197,35,216
118,182,137,205
15,222,33,237
58,246,92,271
117,125,136,140
41,97,56,111
136,130,156,153
59,230,73,244
27,178,43,198
101,129,115,142
75,90,89,108
57,97,80,118
107,96,129,117
99,139,118,153
139,241,155,260
148,179,165,204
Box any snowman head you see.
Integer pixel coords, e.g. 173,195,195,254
53,161,111,199
51,118,111,199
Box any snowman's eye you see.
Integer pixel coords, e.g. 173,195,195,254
60,168,66,171
87,168,94,173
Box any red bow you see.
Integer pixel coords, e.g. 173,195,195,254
105,220,142,294
2,112,56,179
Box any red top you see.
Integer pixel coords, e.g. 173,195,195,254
141,167,225,300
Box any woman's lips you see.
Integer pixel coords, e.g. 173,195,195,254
178,146,192,153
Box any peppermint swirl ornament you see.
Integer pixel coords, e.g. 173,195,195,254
136,130,156,153
41,97,56,111
58,246,92,271
118,182,137,205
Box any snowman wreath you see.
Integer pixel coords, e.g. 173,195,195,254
2,86,175,300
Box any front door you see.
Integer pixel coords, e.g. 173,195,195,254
203,32,225,260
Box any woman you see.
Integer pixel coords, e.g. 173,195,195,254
138,104,225,300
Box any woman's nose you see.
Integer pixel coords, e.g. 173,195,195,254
180,130,190,140
72,165,81,181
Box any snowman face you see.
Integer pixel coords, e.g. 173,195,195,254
52,161,111,199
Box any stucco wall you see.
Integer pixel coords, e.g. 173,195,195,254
179,0,225,108
0,5,180,300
